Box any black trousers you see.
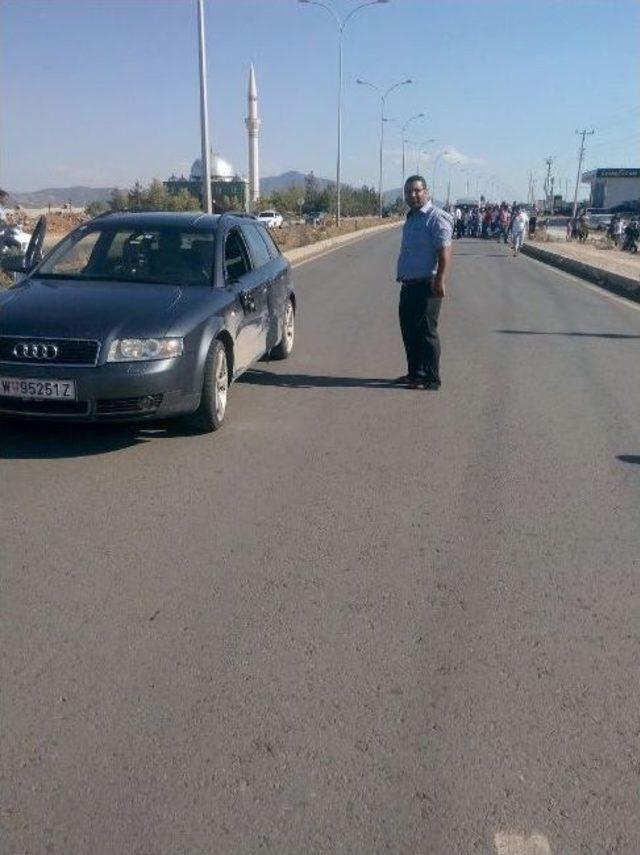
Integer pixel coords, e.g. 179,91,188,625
399,280,442,383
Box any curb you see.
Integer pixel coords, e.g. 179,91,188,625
520,242,640,303
283,220,402,265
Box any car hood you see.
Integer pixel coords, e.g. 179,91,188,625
0,277,205,340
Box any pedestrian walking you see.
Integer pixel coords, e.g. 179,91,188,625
395,175,453,390
510,207,529,256
454,206,463,239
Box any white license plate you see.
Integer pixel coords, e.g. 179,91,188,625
0,377,77,401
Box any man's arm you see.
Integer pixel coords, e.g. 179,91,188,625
433,244,452,298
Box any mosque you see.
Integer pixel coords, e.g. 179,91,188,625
164,153,249,212
164,64,261,212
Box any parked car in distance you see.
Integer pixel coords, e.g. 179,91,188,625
583,207,612,231
304,211,329,226
0,211,296,432
256,210,284,229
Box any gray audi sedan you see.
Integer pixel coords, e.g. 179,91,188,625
0,212,295,431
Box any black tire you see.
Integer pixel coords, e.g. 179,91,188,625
184,339,229,433
270,297,295,360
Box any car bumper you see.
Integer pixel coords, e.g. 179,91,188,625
0,356,201,422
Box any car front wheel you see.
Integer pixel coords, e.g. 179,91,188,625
271,298,295,359
185,339,228,432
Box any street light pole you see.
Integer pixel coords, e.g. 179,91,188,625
298,0,389,225
446,160,461,207
431,149,449,205
415,138,436,175
357,77,412,216
401,113,424,192
196,0,212,214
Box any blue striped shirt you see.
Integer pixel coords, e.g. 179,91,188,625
396,201,453,282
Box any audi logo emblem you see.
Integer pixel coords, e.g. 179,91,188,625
12,342,59,360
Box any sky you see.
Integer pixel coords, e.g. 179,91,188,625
1,0,639,201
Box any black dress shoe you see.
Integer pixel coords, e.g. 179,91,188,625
393,374,419,385
422,381,441,390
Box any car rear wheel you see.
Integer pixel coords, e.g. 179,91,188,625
185,339,228,433
270,298,295,360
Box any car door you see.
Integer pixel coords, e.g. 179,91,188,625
239,222,275,351
255,224,290,350
223,226,267,373
24,215,47,270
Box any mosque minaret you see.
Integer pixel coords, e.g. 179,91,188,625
245,63,261,206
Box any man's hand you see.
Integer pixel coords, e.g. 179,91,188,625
434,244,451,298
433,275,446,298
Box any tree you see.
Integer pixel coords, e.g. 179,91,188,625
108,188,128,211
304,171,319,212
146,179,165,210
128,181,144,209
85,199,109,217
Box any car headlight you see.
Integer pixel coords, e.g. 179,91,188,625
107,337,184,362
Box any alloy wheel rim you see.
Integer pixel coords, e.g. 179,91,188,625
215,350,228,420
285,304,294,350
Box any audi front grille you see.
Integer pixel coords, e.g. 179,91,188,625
0,337,100,366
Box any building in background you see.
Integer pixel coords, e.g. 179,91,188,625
165,153,248,211
582,168,640,209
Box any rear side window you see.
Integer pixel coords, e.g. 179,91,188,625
256,225,281,259
241,224,271,268
224,229,252,280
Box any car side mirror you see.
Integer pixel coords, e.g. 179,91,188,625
1,254,29,274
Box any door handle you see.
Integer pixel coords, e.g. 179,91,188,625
239,289,255,312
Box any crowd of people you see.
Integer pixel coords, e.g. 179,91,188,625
444,201,536,257
565,211,639,252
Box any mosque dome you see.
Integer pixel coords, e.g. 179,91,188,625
190,153,236,181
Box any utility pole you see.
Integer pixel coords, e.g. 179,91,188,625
543,157,553,213
572,129,595,219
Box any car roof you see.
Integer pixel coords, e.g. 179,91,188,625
89,211,221,229
86,211,270,234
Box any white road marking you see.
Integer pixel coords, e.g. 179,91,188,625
494,831,552,855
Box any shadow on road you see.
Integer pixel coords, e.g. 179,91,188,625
497,330,640,340
617,454,640,465
239,369,402,390
0,418,183,460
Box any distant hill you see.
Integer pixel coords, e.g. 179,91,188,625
260,171,333,195
5,172,348,208
6,186,114,207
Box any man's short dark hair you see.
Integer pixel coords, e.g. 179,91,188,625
404,175,427,189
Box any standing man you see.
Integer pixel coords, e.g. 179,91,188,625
396,175,453,390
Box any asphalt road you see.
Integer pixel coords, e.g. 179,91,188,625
2,230,639,855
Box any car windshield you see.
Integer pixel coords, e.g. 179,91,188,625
37,224,216,285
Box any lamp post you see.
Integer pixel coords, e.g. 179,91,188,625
431,149,449,205
298,0,389,224
401,113,424,191
446,160,461,208
461,167,470,197
415,138,436,175
196,0,212,213
357,77,412,216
